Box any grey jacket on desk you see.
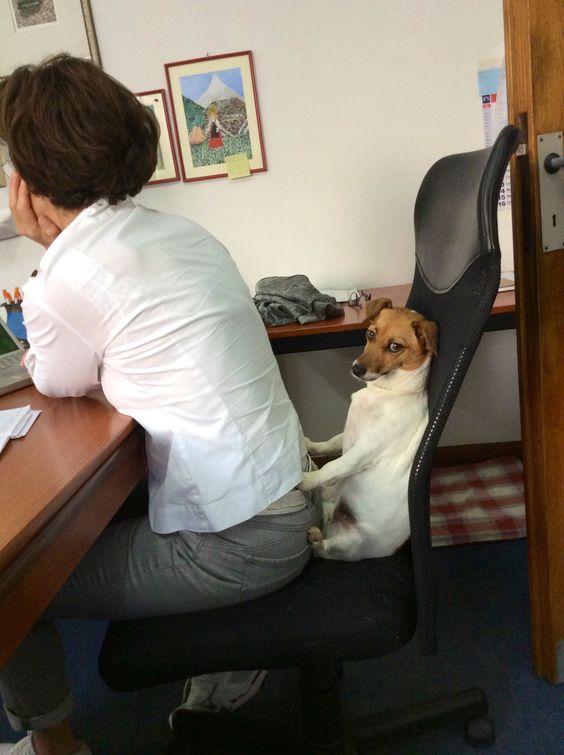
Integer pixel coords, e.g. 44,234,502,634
254,274,344,326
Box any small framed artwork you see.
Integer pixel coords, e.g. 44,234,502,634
1,0,101,75
165,51,267,182
136,89,180,185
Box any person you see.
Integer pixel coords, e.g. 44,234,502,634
0,55,319,755
204,103,228,148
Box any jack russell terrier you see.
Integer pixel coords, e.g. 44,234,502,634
300,297,438,561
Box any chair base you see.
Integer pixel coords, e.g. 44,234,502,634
352,687,495,752
166,679,494,754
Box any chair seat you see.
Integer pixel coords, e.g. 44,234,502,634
99,546,416,691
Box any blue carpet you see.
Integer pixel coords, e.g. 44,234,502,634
1,538,563,753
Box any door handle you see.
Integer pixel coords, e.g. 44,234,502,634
544,152,564,174
537,132,564,252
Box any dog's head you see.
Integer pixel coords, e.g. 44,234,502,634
351,298,438,382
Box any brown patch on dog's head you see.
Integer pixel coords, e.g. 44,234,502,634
351,302,438,381
364,297,393,322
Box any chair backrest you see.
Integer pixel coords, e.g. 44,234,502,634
405,125,521,653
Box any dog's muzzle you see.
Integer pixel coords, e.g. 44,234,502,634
351,361,366,378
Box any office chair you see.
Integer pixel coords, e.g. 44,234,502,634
98,124,521,754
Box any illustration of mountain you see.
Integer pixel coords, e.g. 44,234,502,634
183,93,248,138
196,73,243,108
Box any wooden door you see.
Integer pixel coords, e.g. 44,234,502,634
504,0,564,682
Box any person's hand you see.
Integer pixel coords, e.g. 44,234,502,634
9,173,61,248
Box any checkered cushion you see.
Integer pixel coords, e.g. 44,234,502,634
430,456,525,546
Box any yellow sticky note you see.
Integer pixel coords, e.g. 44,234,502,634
224,153,251,180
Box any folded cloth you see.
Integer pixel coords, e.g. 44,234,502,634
253,274,344,326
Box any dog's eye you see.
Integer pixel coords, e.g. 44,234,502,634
366,329,375,340
387,342,404,353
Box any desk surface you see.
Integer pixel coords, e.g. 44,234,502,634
266,284,516,353
0,387,137,573
0,386,145,665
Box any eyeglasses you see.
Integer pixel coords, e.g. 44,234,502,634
348,289,372,308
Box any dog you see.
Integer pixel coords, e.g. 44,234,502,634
299,297,438,561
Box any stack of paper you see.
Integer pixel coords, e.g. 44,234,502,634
0,405,41,454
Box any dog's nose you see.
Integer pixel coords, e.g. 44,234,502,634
351,361,366,378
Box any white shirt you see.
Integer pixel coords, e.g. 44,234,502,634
22,199,303,533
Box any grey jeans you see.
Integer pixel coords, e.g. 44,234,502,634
0,492,320,731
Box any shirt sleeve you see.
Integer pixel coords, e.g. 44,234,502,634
22,293,101,398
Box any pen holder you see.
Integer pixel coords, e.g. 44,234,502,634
1,303,28,345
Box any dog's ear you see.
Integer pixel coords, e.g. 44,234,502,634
412,319,438,356
364,297,392,322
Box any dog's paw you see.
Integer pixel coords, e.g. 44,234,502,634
305,439,324,456
305,435,334,457
307,526,322,543
307,527,325,555
307,526,324,549
299,470,321,492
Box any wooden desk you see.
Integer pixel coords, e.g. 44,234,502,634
0,386,145,666
267,284,516,354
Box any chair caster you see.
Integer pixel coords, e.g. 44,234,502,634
464,715,495,748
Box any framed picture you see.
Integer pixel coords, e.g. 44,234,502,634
136,90,180,185
165,51,267,182
0,0,101,75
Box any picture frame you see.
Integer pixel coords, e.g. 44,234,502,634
136,89,180,186
0,0,101,75
165,51,267,182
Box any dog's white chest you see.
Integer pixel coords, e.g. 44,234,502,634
343,388,402,450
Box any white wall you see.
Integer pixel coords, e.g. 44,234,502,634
0,0,521,445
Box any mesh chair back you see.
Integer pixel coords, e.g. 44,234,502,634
405,125,521,653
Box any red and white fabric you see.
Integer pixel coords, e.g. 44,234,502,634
430,456,525,547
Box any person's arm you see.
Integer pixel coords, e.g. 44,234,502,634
22,294,100,398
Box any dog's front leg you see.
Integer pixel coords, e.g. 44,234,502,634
319,483,338,503
304,433,344,458
299,441,372,491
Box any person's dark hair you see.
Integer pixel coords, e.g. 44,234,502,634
0,54,159,209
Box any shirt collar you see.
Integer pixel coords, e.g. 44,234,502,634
38,198,135,271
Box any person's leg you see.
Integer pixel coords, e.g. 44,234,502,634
1,492,320,752
173,494,322,713
0,622,82,755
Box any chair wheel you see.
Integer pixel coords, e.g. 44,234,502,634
464,715,495,748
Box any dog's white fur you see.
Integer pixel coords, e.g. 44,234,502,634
300,298,437,561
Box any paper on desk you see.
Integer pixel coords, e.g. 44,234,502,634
0,406,41,453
